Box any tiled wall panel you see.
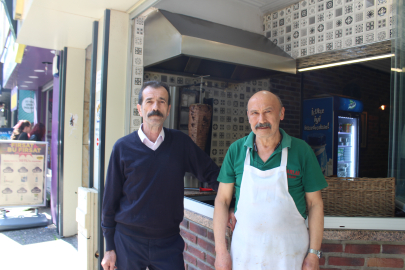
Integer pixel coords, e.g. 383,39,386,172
263,0,393,58
130,16,146,133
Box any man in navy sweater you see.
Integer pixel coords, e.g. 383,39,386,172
101,81,220,270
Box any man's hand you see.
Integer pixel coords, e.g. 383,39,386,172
302,253,319,270
227,208,236,231
101,250,117,270
215,249,232,270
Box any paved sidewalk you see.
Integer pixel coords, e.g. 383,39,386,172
0,207,79,270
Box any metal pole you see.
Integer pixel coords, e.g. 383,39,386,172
98,9,110,270
194,74,210,104
57,48,67,236
89,21,99,189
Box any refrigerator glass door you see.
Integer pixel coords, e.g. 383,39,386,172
337,116,358,177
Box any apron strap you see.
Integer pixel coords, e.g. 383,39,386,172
245,147,251,166
280,147,288,167
246,146,288,167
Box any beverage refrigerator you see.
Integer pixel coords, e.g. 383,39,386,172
302,96,364,177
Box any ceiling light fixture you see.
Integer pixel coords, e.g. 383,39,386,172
20,85,28,87
298,53,394,72
42,61,52,75
50,50,55,54
34,69,45,72
24,81,33,83
29,76,39,78
391,68,403,72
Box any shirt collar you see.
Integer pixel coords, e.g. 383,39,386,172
138,124,165,143
244,128,291,151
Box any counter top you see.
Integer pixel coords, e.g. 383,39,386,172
184,190,217,197
184,209,405,242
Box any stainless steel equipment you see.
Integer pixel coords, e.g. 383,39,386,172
163,86,179,129
144,10,296,82
184,172,199,188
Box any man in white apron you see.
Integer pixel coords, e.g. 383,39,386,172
213,91,328,270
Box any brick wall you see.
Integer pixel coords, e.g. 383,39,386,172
181,218,231,270
181,218,405,269
269,74,302,138
320,241,405,269
269,64,390,177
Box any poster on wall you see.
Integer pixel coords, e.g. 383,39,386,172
0,128,14,140
0,141,48,207
18,90,36,123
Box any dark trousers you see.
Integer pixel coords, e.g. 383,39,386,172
114,230,185,270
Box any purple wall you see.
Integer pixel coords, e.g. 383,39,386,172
51,76,59,223
35,88,40,124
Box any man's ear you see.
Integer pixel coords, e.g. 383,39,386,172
137,104,143,117
279,107,285,121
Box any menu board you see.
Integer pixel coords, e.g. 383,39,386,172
0,141,48,207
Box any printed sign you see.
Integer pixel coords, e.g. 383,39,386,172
303,97,334,176
0,141,48,207
22,97,35,113
94,70,101,190
0,128,14,140
10,87,18,111
18,90,35,122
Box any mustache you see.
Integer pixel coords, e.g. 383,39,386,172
255,122,272,129
147,110,164,117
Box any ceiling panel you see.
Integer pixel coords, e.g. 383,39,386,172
16,0,144,50
33,0,143,19
16,4,94,50
234,0,301,14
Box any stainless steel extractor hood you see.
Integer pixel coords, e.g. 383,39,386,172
143,10,296,83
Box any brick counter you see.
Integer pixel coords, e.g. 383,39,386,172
181,209,405,270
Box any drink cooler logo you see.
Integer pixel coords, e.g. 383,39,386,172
348,100,356,110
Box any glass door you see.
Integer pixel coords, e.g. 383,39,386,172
338,116,358,177
389,0,405,209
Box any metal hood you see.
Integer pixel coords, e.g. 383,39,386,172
143,10,296,83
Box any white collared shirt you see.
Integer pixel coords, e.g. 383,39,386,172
138,124,165,151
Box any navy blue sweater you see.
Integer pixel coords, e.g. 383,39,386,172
102,128,220,251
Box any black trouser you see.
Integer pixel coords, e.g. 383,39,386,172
114,230,185,270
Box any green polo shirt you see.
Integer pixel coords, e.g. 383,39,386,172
218,128,328,219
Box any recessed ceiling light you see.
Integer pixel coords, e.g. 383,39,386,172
50,50,55,54
34,70,45,72
298,53,394,72
29,76,39,78
20,85,28,87
391,68,403,72
24,81,33,83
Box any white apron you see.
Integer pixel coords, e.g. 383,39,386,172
230,147,309,270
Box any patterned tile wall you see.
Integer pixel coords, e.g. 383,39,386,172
263,0,393,58
208,80,270,166
142,72,270,166
130,16,146,133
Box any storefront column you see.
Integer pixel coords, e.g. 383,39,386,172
59,47,86,236
93,9,129,266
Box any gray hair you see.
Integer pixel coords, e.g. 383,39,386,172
246,91,284,111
